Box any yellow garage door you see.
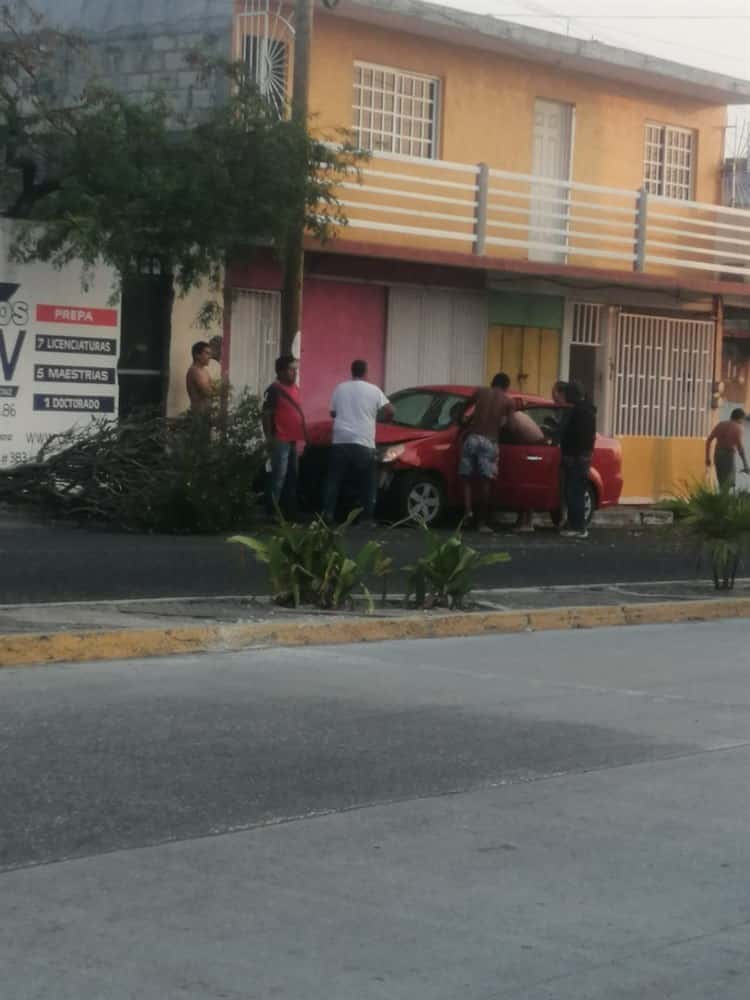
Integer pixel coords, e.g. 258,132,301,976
486,325,560,396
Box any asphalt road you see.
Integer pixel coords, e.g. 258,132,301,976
2,621,750,998
0,508,700,602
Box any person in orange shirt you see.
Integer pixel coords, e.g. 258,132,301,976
705,409,750,489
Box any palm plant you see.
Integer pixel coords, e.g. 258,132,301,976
404,520,510,609
229,509,392,610
677,483,750,590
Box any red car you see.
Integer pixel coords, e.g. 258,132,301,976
302,385,623,526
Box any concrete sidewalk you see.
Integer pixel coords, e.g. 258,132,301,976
1,577,747,668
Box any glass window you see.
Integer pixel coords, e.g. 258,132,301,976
524,406,567,443
244,35,288,116
385,391,467,430
353,62,439,159
433,394,468,429
643,123,695,200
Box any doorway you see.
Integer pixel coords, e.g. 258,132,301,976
486,325,560,396
530,99,575,263
118,271,173,417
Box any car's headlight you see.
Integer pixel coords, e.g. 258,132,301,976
381,444,406,463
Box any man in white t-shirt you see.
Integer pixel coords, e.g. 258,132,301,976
323,359,394,525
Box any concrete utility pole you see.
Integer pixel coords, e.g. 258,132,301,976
280,0,315,356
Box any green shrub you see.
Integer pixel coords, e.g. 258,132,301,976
0,389,266,533
230,509,392,610
405,521,510,609
676,482,750,589
655,495,691,521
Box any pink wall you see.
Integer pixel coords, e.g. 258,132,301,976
227,256,386,420
299,279,386,421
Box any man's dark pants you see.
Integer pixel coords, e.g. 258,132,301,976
323,444,377,522
562,454,591,531
266,440,298,517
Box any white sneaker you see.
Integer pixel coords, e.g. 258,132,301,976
560,529,589,539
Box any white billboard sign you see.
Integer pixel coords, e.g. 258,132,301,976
0,223,120,469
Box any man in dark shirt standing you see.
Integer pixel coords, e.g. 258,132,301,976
262,354,306,517
459,372,514,532
559,380,596,539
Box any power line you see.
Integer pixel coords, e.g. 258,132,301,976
485,2,750,68
491,13,750,19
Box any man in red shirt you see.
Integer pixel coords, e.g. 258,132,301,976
706,408,750,489
262,354,306,517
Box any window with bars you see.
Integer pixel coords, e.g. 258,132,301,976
244,35,288,115
569,303,602,404
643,123,695,200
353,62,439,159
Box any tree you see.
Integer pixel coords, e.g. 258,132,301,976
0,3,361,302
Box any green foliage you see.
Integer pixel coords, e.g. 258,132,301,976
0,389,266,533
0,8,364,293
229,510,392,610
404,521,510,609
674,482,750,590
655,481,695,521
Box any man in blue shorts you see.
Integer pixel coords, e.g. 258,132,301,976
459,373,514,532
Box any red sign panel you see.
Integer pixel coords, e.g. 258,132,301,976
36,304,119,327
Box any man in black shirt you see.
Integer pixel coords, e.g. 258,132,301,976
559,381,596,539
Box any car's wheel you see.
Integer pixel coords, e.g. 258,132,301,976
583,482,597,525
551,482,597,528
397,472,446,526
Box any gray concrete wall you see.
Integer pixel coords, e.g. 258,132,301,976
24,0,234,37
26,0,234,115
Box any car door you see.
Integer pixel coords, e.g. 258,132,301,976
495,405,563,511
496,442,560,511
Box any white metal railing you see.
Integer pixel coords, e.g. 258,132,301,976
338,150,750,281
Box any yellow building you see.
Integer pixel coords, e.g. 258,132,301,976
228,0,750,500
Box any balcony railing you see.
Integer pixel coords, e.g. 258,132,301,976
337,150,750,282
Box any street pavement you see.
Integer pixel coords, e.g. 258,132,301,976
0,507,698,603
2,620,750,998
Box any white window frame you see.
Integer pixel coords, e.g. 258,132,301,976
643,122,696,201
353,61,440,160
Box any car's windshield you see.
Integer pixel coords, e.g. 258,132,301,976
384,390,469,431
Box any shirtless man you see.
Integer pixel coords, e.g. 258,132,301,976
706,409,750,489
459,372,514,532
186,341,213,415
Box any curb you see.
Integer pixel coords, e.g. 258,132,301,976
1,596,749,668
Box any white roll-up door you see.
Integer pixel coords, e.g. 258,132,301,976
229,290,280,399
385,287,487,393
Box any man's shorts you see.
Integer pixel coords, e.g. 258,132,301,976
459,433,498,480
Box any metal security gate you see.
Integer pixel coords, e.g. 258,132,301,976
229,290,280,399
569,302,602,404
611,313,714,438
